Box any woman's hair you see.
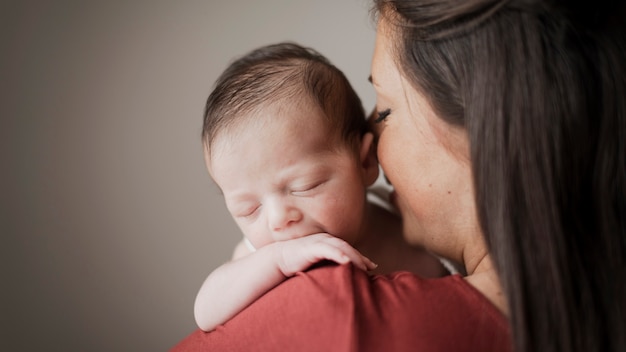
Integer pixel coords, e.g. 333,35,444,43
372,1,626,351
202,42,366,154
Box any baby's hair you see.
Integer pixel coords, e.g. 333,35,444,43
202,42,366,155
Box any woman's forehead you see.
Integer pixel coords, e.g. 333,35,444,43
371,16,471,164
371,18,403,93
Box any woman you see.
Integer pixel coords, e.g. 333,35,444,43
172,1,625,351
369,1,626,351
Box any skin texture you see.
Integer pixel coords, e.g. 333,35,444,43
195,92,447,331
194,98,382,331
370,17,506,314
208,99,377,250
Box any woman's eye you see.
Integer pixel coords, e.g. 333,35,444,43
374,108,391,123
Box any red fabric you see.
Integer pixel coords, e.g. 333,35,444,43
171,263,511,352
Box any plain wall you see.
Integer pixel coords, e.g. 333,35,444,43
1,0,375,350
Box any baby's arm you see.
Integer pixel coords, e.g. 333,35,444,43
193,233,376,331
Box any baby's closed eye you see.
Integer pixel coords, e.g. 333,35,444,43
231,204,261,219
290,181,326,196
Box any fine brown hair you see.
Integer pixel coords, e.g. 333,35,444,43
202,42,366,155
373,0,626,351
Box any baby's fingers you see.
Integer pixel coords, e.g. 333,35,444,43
364,256,378,271
346,250,378,272
321,237,377,272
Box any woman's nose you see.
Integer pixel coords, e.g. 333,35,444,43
267,200,302,232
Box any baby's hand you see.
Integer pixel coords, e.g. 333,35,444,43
271,233,377,277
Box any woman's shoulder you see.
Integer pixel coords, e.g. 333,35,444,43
171,263,511,352
321,264,511,351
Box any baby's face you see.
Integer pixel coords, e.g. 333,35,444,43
207,103,370,249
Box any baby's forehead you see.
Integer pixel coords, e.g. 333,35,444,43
225,98,332,137
206,103,355,183
210,102,336,147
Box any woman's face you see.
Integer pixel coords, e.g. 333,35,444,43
369,18,479,261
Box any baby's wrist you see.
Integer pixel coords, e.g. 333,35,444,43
262,242,292,277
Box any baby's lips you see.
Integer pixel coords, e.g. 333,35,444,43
274,229,325,242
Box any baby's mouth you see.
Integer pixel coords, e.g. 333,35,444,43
276,228,325,241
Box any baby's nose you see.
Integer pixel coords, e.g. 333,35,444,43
267,201,302,232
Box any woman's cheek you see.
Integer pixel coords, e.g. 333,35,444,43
401,208,421,244
377,133,403,182
387,172,427,245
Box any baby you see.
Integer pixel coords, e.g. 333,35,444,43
195,42,447,331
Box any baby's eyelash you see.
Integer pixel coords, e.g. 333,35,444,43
240,205,260,218
374,109,391,123
291,181,325,195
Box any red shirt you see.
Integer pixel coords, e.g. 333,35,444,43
171,263,511,351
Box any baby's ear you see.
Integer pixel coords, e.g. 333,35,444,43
359,132,379,186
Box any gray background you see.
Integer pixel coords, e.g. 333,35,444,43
2,0,375,350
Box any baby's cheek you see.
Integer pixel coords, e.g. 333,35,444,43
331,198,365,243
239,222,270,248
310,195,342,226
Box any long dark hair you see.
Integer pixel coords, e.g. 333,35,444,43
373,1,626,351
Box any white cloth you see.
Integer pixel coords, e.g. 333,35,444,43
243,236,256,252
